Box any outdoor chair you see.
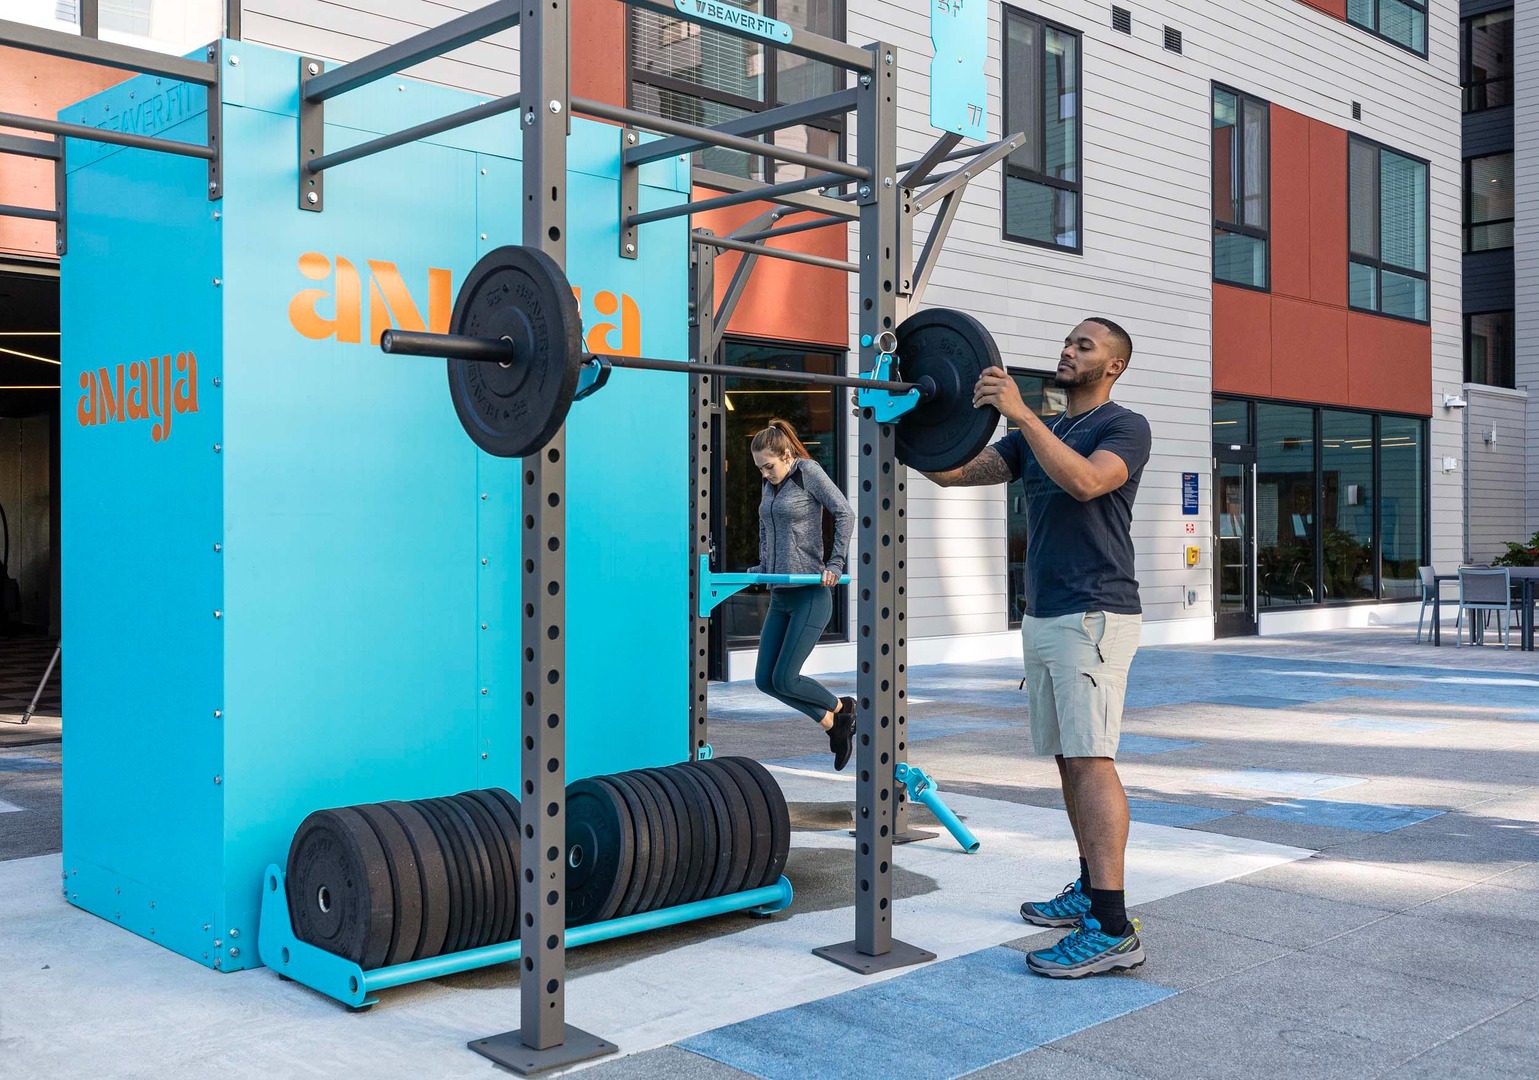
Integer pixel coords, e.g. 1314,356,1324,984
1455,567,1512,649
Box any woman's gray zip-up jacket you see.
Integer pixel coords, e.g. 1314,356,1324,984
750,458,854,586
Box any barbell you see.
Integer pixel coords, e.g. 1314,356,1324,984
379,245,1003,472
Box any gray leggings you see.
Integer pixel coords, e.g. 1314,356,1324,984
755,586,839,722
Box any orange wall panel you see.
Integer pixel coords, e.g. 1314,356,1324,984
1298,0,1347,18
692,189,849,348
1269,106,1312,300
571,0,627,106
0,48,129,259
1308,121,1348,306
1271,298,1348,406
1347,313,1432,415
1213,284,1273,398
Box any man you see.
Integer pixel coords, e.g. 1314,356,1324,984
925,317,1150,978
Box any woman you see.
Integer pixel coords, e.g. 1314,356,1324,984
748,419,857,770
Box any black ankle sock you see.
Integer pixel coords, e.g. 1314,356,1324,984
1089,888,1128,936
1078,857,1091,890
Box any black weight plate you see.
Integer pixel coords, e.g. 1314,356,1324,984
726,758,792,889
667,765,719,904
382,801,450,962
355,803,424,969
564,778,632,926
681,763,737,899
486,787,523,929
286,807,394,969
893,307,1003,473
642,768,696,909
447,245,585,458
474,787,529,941
604,773,653,919
569,778,634,929
456,792,514,948
411,798,467,957
431,796,493,952
715,759,773,898
635,771,688,911
622,771,671,915
691,762,753,898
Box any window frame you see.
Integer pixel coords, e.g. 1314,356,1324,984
999,5,1084,255
1461,8,1514,113
1211,82,1271,293
1213,394,1431,608
625,0,848,183
1463,310,1517,388
1348,134,1432,326
1463,152,1515,254
1347,0,1430,59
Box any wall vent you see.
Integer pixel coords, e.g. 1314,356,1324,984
1164,26,1183,53
1112,6,1132,34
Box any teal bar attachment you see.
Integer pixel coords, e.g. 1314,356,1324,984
258,865,794,1008
856,335,922,423
895,763,979,854
696,554,849,618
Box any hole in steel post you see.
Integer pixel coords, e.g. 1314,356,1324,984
548,846,559,861
547,758,559,772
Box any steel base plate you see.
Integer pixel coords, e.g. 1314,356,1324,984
468,1025,617,1075
847,827,939,845
813,938,936,974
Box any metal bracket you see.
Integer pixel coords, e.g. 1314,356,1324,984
619,128,639,259
855,346,921,422
695,555,848,618
53,135,66,255
696,743,714,761
298,58,324,212
894,763,979,853
205,41,223,200
575,357,611,400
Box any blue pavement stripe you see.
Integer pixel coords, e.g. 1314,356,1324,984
0,754,59,772
679,946,1175,1080
1201,769,1366,796
1126,798,1232,828
1247,799,1445,833
1118,734,1202,755
1330,717,1449,735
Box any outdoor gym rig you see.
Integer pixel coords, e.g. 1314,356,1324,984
8,0,1013,1072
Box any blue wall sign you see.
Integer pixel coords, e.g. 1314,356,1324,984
1182,472,1199,515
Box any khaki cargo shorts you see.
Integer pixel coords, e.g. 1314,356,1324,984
1020,611,1141,759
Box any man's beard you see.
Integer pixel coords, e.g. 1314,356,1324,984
1053,364,1107,390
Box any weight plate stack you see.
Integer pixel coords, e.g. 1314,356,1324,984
285,788,524,968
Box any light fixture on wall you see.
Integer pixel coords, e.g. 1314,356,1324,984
1484,426,1498,445
1442,393,1468,409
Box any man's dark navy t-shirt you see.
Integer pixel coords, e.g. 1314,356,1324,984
994,401,1152,619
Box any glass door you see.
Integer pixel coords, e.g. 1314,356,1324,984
1215,448,1257,637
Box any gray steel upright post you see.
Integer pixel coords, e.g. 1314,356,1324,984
467,0,616,1071
814,41,934,974
688,241,718,758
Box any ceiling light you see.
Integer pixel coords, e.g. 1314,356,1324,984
0,345,60,365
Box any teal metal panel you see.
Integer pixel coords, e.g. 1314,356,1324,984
59,75,226,967
930,0,988,140
60,40,693,971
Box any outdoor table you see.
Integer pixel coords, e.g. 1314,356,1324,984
1432,568,1539,650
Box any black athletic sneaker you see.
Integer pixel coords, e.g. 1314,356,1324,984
828,697,856,771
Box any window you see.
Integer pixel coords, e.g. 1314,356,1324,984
1465,311,1515,388
1212,85,1269,289
1002,8,1081,252
1378,415,1424,599
1003,372,1066,626
1348,0,1428,56
1465,153,1514,253
1349,137,1429,323
1320,409,1374,602
1256,403,1319,607
1212,397,1251,444
629,0,845,182
718,341,847,648
1462,9,1513,112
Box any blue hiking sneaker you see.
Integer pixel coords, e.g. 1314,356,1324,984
1026,916,1145,979
1019,879,1092,928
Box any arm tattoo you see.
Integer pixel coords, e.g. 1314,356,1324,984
955,447,1012,487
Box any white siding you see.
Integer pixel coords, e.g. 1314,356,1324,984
1464,386,1531,563
1516,0,1539,531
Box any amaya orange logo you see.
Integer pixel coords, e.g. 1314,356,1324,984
76,352,199,443
287,254,643,355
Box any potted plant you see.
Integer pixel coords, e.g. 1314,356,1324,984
1492,530,1539,568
